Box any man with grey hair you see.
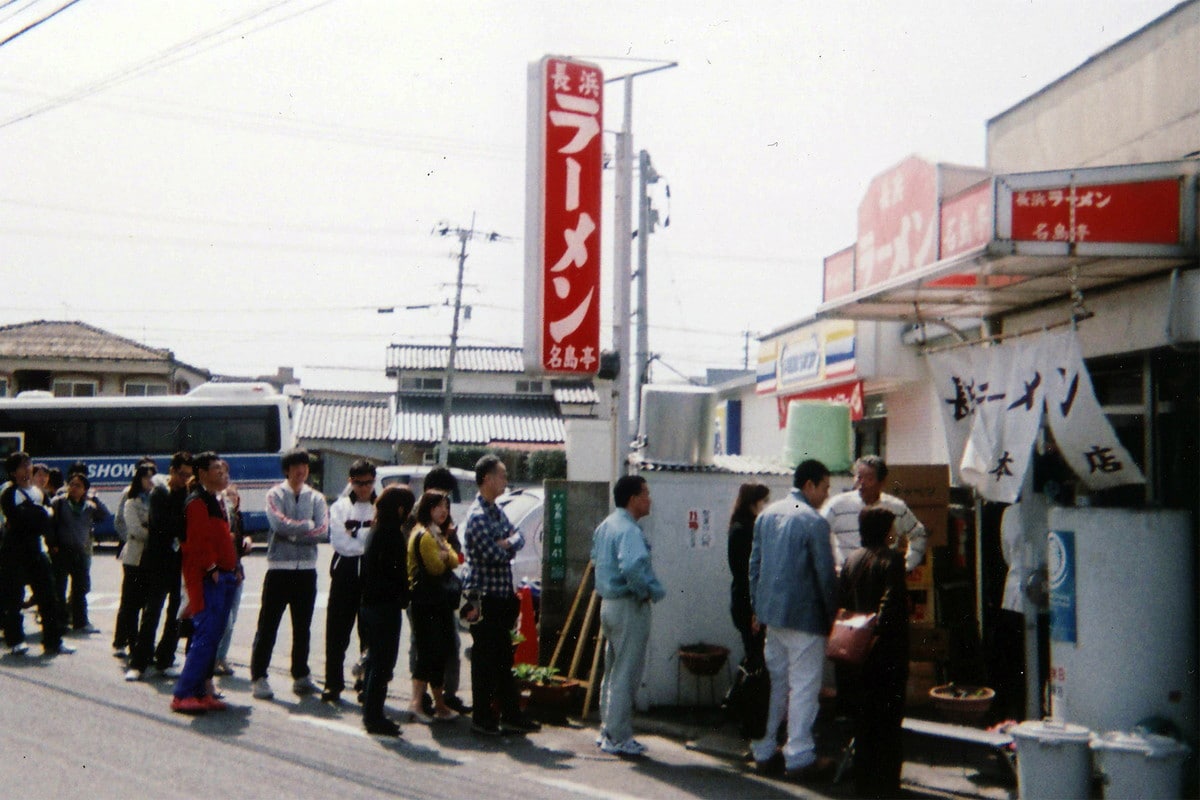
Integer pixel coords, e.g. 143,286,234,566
822,455,928,574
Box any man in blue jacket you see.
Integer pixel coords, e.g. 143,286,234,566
592,475,665,757
749,458,836,780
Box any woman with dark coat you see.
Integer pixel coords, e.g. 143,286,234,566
837,507,910,799
358,486,415,736
727,482,770,667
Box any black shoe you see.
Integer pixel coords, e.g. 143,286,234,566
364,718,401,737
444,694,471,714
320,689,342,704
471,720,503,737
500,715,542,734
420,692,434,715
753,751,785,776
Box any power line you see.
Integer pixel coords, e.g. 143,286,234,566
0,0,321,130
0,0,42,26
0,0,79,49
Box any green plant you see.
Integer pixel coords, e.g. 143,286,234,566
512,664,561,685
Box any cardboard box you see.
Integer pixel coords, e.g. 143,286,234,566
909,505,948,549
885,464,950,508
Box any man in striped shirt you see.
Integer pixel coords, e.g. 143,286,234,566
822,456,927,574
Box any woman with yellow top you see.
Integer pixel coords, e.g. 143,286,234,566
407,490,462,722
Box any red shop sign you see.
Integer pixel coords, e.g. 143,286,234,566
776,380,864,427
523,56,604,375
1010,178,1181,245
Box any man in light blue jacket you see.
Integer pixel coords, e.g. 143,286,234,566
749,458,836,779
592,475,665,757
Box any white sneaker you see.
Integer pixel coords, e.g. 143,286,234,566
600,736,647,756
10,643,29,657
124,668,143,682
293,675,318,695
251,677,274,699
154,665,181,679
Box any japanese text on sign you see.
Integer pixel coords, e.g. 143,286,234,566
524,56,604,375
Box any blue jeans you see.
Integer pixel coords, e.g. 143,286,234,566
174,572,237,699
599,596,651,744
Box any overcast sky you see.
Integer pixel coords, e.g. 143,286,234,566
0,0,1183,389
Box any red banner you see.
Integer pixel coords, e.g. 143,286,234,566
1011,178,1181,245
776,380,864,427
524,57,603,374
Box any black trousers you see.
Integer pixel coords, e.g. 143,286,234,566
113,564,150,651
470,594,521,726
251,568,317,680
360,600,402,724
0,548,61,651
409,602,455,686
324,554,363,693
50,547,92,629
129,568,182,672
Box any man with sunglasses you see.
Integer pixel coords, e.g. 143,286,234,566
321,459,377,703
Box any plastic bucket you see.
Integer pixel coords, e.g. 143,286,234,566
1011,719,1093,800
1091,731,1189,799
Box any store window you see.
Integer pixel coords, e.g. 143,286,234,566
52,379,96,398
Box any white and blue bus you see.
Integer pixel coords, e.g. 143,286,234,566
0,383,294,541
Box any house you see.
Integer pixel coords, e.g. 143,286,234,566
0,320,210,397
294,344,606,480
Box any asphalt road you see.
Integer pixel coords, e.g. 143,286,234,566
0,545,823,800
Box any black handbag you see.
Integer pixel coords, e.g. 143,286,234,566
721,657,770,739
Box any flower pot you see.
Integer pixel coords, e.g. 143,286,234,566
929,683,995,726
678,643,730,677
520,676,583,707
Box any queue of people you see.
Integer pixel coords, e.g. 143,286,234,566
4,441,924,792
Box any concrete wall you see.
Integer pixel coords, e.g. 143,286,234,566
635,470,794,708
987,2,1200,172
564,418,614,484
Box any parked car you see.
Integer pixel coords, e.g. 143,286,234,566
337,464,475,522
497,487,544,585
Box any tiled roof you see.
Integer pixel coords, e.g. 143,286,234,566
553,382,599,404
632,453,793,475
297,398,393,441
386,345,524,374
0,320,171,362
394,394,564,445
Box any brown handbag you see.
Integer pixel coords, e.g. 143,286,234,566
825,609,878,665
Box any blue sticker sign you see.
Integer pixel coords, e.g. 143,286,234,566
1048,529,1077,644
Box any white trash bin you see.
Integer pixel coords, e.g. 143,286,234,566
1011,719,1093,800
1091,730,1189,799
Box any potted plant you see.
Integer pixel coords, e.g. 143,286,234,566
512,664,583,708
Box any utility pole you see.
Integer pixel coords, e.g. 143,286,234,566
433,215,506,466
634,149,663,432
605,60,676,481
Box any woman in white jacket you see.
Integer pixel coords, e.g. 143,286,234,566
113,463,155,661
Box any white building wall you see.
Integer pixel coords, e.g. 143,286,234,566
987,2,1200,172
883,379,948,466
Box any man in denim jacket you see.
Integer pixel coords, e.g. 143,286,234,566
749,458,836,780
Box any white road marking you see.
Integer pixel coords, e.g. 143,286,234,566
293,716,368,737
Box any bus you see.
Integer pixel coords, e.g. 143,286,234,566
0,383,294,541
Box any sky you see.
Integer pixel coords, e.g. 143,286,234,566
0,0,1185,390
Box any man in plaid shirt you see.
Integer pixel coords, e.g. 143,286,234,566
462,455,540,737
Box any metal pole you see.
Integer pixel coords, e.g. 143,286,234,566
612,78,633,479
439,216,472,466
635,149,651,433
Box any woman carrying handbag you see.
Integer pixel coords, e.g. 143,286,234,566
835,507,909,800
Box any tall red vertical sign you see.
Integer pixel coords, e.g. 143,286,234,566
524,56,603,375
